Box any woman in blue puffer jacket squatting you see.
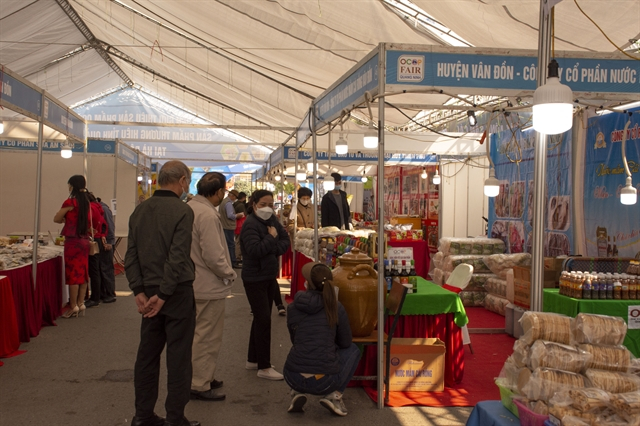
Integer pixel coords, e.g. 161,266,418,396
283,262,361,416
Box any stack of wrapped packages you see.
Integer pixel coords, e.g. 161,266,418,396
497,311,640,425
432,237,506,307
483,253,531,316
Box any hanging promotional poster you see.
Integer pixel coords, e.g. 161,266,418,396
489,124,573,255
583,110,640,259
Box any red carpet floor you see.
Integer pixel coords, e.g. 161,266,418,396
364,307,515,407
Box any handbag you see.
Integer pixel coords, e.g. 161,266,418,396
89,204,100,256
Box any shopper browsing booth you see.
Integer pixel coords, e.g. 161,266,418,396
283,262,361,416
321,173,351,230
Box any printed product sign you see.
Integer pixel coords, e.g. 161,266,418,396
488,125,573,256
583,110,640,258
628,306,640,330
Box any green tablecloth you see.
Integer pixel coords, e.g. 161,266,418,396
543,289,640,357
401,277,469,328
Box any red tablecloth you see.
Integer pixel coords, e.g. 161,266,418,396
281,246,293,279
352,312,464,387
2,257,63,343
388,240,431,279
0,276,20,357
287,251,314,302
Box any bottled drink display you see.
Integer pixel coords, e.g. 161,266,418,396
559,269,640,300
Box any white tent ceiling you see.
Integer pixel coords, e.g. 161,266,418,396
1,0,638,153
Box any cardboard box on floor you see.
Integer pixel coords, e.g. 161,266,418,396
385,338,445,392
513,262,559,310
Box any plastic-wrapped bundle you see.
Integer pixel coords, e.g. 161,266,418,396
444,272,497,292
442,255,492,273
612,391,640,418
438,237,505,256
585,369,640,394
512,338,531,368
521,367,587,401
569,388,612,412
571,313,628,347
520,311,572,345
458,290,486,307
484,293,509,316
433,251,444,270
432,268,445,285
529,340,592,373
498,356,521,391
579,344,632,372
485,277,507,297
483,253,532,279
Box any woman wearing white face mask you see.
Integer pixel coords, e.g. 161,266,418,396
288,187,314,232
239,190,291,381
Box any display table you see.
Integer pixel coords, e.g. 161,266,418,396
288,251,314,301
388,240,430,279
1,257,63,343
0,276,20,357
543,289,640,357
465,401,519,426
280,246,293,279
354,278,468,387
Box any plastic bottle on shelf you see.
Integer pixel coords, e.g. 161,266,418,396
384,260,393,291
583,274,592,299
575,273,583,299
602,273,611,300
621,274,629,300
400,260,410,284
630,275,638,300
559,271,567,296
614,276,622,300
606,273,614,299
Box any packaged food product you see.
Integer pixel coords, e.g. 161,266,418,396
484,293,509,316
529,340,592,373
485,277,508,297
569,388,612,411
483,253,532,278
520,311,572,345
571,313,628,347
585,369,640,394
521,367,587,401
579,344,632,372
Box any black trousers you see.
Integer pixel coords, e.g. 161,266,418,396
98,241,116,299
244,279,278,369
88,247,101,303
134,286,196,423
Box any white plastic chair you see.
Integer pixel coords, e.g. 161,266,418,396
446,264,474,353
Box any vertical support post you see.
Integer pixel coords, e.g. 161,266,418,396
312,109,319,261
31,90,47,287
531,0,552,312
376,44,386,409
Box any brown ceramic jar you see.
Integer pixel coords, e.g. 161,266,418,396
332,248,381,337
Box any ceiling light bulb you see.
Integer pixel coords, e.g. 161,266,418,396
621,177,637,205
432,170,441,185
283,176,288,184
361,171,367,183
533,59,574,135
467,110,477,127
323,180,335,191
61,141,73,159
296,172,307,181
274,174,281,182
137,175,143,182
148,178,153,185
306,162,314,172
335,133,348,155
363,123,378,149
484,169,500,197
421,168,427,179
0,121,4,134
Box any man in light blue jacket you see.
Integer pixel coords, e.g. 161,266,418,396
188,172,237,401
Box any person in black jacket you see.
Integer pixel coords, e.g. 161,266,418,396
320,172,351,229
239,189,290,381
283,262,361,416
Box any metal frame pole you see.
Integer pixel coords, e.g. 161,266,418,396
31,90,46,286
376,44,386,409
312,110,319,261
531,0,552,312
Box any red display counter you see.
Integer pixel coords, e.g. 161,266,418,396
1,257,63,343
0,276,21,358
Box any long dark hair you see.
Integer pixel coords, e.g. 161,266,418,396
247,189,273,215
68,175,90,236
308,264,339,328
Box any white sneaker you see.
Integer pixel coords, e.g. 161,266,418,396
288,391,307,413
245,361,275,370
320,391,347,416
257,367,284,381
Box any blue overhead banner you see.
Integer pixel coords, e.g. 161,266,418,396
0,72,42,118
44,98,85,141
314,53,379,124
0,139,84,153
583,111,640,258
488,129,574,256
87,139,116,154
295,110,312,148
386,50,639,94
281,146,437,164
117,143,138,166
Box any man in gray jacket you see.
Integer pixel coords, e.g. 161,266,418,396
188,172,236,401
125,160,199,426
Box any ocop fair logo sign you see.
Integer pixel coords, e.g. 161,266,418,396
398,55,425,82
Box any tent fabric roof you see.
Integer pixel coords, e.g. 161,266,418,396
1,0,638,150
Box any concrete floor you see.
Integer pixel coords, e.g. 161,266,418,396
0,273,473,426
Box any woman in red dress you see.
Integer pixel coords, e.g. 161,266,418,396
54,175,92,318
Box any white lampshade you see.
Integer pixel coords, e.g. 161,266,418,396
323,180,335,191
335,133,348,155
296,172,307,181
421,168,427,179
432,171,441,185
0,122,4,134
306,162,314,172
148,178,153,184
61,142,73,159
137,175,143,182
621,177,637,205
533,60,573,135
484,171,500,197
361,175,367,183
363,124,378,149
274,174,281,181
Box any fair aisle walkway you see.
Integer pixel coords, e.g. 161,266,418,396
0,274,472,426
